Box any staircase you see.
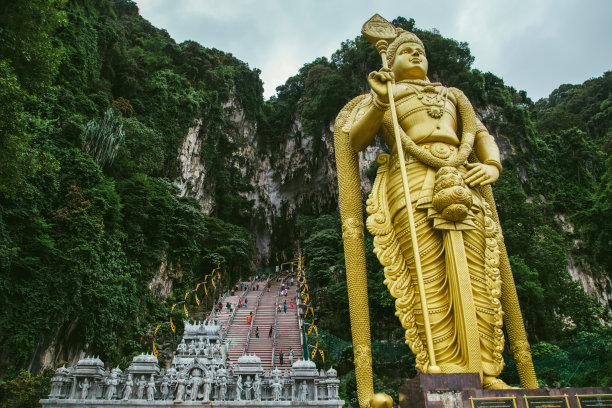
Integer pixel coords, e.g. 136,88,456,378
223,284,259,362
244,280,277,368
273,276,303,370
213,275,304,370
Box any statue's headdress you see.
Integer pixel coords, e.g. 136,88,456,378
386,29,425,67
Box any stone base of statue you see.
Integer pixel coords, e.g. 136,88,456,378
398,373,612,408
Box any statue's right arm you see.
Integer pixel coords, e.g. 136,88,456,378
349,98,386,151
349,70,392,152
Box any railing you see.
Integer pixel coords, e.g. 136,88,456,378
295,288,305,360
243,277,270,355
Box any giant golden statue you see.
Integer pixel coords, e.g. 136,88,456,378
334,15,537,408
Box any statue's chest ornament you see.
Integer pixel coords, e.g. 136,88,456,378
410,84,449,119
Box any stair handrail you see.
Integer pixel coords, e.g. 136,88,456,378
243,277,269,355
294,285,305,361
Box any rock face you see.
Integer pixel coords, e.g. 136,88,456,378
175,118,214,214
568,255,612,311
174,100,341,254
174,98,386,255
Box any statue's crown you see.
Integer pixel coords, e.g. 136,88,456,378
387,29,425,66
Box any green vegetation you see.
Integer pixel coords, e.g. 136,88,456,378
0,1,610,405
0,0,257,380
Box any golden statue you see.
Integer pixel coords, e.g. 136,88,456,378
334,15,538,408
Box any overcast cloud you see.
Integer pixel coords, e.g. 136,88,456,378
134,0,611,101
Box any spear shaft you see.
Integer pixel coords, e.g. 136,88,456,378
374,40,441,373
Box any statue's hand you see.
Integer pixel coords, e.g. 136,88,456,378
464,163,499,187
367,70,394,103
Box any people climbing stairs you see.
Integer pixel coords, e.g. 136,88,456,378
213,274,303,369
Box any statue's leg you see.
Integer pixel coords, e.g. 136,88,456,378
387,164,466,373
464,211,506,380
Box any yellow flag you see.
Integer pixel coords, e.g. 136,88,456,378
184,304,189,317
217,262,221,268
311,347,317,360
308,324,314,335
170,318,175,333
217,271,221,279
170,303,177,314
153,341,158,358
319,349,325,362
203,285,207,295
195,294,200,306
211,279,216,288
196,283,201,291
154,324,161,337
184,291,189,300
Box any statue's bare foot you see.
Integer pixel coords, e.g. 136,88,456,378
483,376,518,390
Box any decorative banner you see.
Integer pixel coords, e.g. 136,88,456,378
170,318,175,333
203,285,207,295
302,293,309,303
211,279,216,288
154,324,161,336
195,294,200,306
152,341,158,358
319,349,325,363
217,271,221,279
184,291,189,300
301,284,309,294
305,306,314,318
308,323,317,335
311,344,318,360
170,303,177,314
184,304,189,318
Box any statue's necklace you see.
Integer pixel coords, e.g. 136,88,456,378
400,80,448,119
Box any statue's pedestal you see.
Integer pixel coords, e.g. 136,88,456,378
398,373,612,408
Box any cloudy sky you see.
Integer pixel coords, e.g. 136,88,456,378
134,0,611,101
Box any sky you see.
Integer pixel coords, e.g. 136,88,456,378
134,0,612,101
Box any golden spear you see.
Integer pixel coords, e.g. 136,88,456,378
361,13,441,374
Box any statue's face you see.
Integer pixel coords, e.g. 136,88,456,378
392,42,428,81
